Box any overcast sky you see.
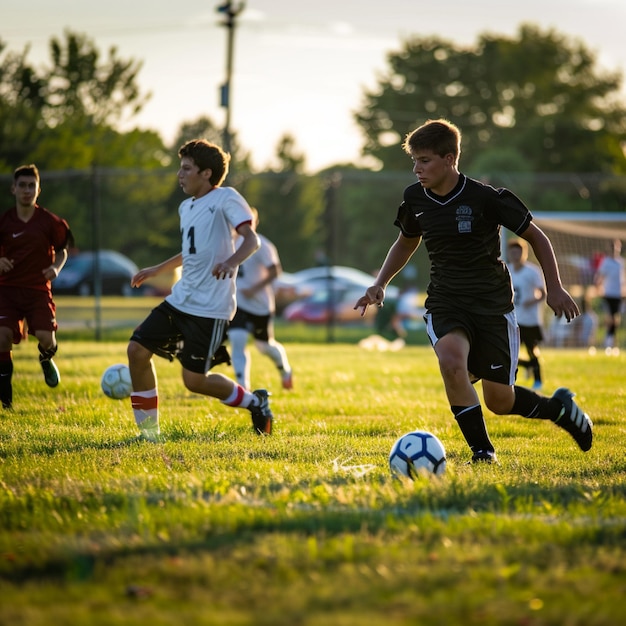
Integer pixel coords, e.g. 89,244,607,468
3,0,625,171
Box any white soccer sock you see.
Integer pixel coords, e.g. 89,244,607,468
130,389,159,440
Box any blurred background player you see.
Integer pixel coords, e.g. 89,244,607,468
0,164,73,409
507,238,546,389
594,238,625,355
127,140,273,440
230,207,293,390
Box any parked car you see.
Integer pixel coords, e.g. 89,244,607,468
53,250,141,296
283,284,383,324
275,265,398,313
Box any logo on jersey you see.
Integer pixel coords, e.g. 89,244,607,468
456,205,474,233
12,232,24,238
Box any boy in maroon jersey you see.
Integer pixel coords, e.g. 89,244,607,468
0,164,73,409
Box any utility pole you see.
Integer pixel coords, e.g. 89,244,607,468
217,1,245,155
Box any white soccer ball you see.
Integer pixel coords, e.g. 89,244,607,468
389,430,447,478
101,363,133,400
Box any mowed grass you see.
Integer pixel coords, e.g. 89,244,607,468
1,337,626,625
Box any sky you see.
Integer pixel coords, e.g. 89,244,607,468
2,0,626,172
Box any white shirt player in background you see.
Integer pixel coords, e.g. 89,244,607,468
507,238,546,390
594,238,625,355
230,208,293,390
127,139,274,440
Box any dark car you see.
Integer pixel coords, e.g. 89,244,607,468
53,250,140,296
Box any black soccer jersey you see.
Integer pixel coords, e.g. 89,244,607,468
394,174,532,315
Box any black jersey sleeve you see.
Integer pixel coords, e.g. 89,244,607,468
488,188,533,235
393,201,422,238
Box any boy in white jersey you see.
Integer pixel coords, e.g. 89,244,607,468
507,238,546,389
127,139,274,440
594,239,625,354
230,208,293,390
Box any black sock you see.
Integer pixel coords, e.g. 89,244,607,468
0,357,13,408
38,343,58,362
510,385,560,420
452,404,494,453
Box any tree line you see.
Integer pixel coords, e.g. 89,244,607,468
1,26,625,275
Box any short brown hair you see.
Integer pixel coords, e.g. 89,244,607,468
178,139,230,186
14,163,40,183
402,119,461,164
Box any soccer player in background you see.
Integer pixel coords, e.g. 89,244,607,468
127,140,274,440
0,164,73,409
355,119,592,463
507,238,546,390
594,238,625,355
229,207,293,391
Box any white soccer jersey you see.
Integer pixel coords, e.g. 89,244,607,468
235,233,279,315
508,262,545,327
596,256,625,298
166,186,253,319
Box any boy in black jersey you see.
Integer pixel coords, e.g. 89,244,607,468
355,119,592,463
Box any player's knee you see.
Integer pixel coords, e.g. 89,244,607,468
127,340,150,365
484,393,515,415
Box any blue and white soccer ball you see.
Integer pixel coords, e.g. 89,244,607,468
389,430,447,478
101,363,133,400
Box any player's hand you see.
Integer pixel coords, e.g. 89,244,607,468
354,285,385,317
42,265,59,281
131,266,158,288
212,262,236,280
547,287,580,322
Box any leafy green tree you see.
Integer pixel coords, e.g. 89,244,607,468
355,24,626,174
0,41,45,170
44,30,149,128
0,32,173,263
241,134,325,271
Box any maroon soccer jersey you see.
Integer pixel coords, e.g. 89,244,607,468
0,205,71,292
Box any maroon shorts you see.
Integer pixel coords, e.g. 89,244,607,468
0,286,57,344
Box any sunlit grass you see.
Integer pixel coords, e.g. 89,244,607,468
1,339,625,625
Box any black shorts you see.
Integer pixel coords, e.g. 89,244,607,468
230,307,271,342
604,296,622,316
130,301,231,374
424,307,519,385
519,324,543,347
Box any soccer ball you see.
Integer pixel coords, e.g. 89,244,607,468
389,430,447,478
101,363,133,399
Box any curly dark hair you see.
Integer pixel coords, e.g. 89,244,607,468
178,139,230,186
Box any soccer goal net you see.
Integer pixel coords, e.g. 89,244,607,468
509,212,626,348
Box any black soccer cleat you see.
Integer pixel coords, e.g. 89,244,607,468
551,387,593,452
249,389,273,435
40,357,60,388
470,449,498,464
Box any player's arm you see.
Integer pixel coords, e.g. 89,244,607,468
212,222,260,280
354,233,421,316
241,262,280,298
44,247,69,281
520,221,579,321
131,253,182,288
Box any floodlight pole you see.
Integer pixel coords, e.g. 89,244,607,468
217,1,245,156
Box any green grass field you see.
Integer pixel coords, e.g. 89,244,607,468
1,331,625,625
